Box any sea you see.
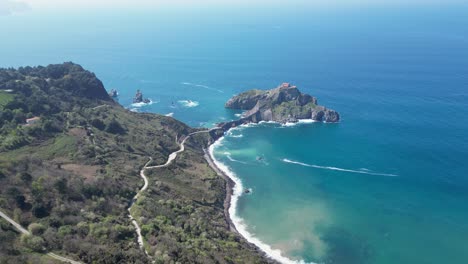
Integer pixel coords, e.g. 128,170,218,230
1,4,468,264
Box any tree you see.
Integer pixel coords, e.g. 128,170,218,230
54,178,68,194
105,119,125,134
91,118,105,130
19,172,32,183
21,234,45,252
28,223,46,235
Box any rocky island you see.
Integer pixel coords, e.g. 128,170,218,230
133,89,150,104
220,83,339,130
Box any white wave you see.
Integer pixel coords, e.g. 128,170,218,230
282,119,318,127
224,152,248,164
231,134,243,138
178,100,199,108
239,123,258,128
130,99,156,108
165,112,174,117
129,108,139,113
181,82,224,93
282,159,398,177
283,122,298,127
298,119,318,124
209,137,314,264
235,113,243,117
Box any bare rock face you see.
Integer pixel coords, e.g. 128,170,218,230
223,83,340,127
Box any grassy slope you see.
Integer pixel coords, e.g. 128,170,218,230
0,91,269,262
133,132,267,263
0,91,13,108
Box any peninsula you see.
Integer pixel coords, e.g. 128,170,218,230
221,83,339,130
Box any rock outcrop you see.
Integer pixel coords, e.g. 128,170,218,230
133,90,150,104
222,83,339,128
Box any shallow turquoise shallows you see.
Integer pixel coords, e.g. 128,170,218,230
1,5,468,263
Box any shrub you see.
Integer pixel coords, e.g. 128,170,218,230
105,119,125,134
91,118,105,130
21,234,45,252
28,223,46,235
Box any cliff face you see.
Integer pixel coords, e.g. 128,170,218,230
224,83,340,125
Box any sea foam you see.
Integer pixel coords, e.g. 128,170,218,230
209,137,315,264
282,159,398,177
130,99,155,108
178,100,199,108
223,152,248,164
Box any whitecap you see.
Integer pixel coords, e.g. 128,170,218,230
165,112,174,117
130,99,156,108
282,159,398,177
178,100,199,108
209,136,314,264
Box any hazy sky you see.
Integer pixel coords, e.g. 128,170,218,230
1,0,467,14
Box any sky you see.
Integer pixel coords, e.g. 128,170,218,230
1,0,467,15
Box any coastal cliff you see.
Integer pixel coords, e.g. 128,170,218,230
223,83,339,129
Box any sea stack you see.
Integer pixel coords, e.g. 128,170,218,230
108,89,118,98
133,90,150,104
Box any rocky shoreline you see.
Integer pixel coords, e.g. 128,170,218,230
204,135,281,264
203,149,238,233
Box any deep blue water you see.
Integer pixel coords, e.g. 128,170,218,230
1,5,468,263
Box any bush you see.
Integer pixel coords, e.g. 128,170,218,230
19,172,32,183
28,223,46,235
21,234,45,252
105,119,125,134
91,118,105,130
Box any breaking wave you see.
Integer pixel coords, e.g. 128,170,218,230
130,99,156,108
224,152,248,164
209,138,314,264
178,100,199,108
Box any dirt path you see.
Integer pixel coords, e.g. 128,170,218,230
128,129,213,257
0,210,82,264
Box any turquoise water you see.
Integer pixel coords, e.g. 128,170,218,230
2,5,468,263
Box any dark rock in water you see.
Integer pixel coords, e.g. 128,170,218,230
108,89,119,98
221,83,340,129
244,189,251,194
133,89,150,104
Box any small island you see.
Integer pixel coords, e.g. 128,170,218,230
133,89,150,104
220,83,339,130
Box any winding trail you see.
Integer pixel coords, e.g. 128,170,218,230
0,210,82,264
128,129,214,257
